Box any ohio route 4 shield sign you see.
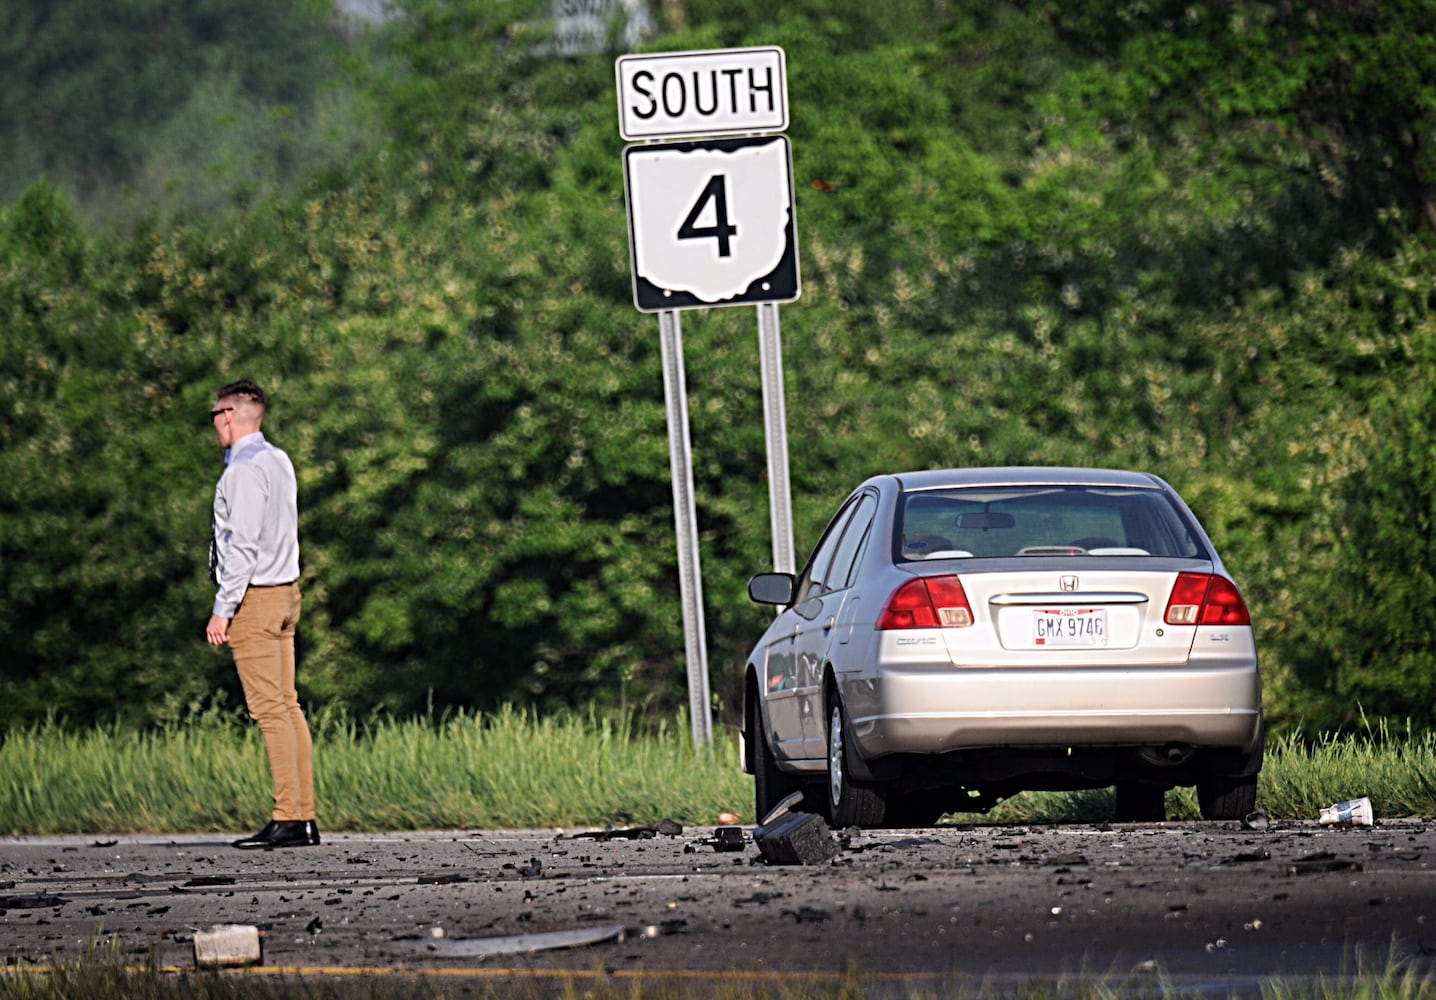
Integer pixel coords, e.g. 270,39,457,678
623,135,800,312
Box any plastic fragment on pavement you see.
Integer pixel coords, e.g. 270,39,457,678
395,922,626,958
1241,809,1270,831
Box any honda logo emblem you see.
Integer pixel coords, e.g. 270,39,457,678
1060,575,1079,592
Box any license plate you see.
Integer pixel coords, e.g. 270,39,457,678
1033,608,1107,646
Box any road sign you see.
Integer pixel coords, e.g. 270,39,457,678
623,135,800,312
616,47,788,140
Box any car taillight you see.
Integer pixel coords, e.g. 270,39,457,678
1164,572,1251,626
876,575,974,629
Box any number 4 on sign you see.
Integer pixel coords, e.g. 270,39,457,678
621,134,798,311
679,174,737,258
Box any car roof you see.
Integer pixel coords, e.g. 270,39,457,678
882,467,1168,492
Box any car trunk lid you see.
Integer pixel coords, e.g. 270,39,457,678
935,560,1214,667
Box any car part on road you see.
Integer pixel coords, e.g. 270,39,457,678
699,826,746,852
394,923,626,958
754,791,840,865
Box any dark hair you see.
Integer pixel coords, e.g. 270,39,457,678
215,379,267,408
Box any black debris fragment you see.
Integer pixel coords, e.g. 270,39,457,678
1287,851,1363,875
573,827,658,841
641,919,688,937
699,827,746,852
754,805,839,866
0,893,70,909
1227,849,1270,864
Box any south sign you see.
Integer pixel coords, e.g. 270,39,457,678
616,47,788,140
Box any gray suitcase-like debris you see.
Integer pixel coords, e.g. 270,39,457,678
753,791,839,865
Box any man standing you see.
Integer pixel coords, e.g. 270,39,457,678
206,379,319,850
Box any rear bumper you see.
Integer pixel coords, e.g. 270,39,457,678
844,659,1262,759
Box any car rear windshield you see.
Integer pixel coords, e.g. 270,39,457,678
895,485,1207,561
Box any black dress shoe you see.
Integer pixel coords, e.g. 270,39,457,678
304,820,321,846
233,820,312,850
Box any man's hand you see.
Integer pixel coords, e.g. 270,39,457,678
206,614,231,646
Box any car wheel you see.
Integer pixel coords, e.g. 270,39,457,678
826,701,887,828
1197,774,1258,820
750,697,803,823
1113,782,1166,822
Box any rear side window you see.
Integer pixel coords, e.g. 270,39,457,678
895,486,1206,561
827,492,877,592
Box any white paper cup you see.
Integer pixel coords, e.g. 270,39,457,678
1317,796,1373,826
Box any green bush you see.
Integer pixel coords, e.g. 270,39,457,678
2,0,1435,737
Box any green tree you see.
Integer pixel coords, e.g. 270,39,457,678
0,0,367,219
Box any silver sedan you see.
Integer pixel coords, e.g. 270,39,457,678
742,467,1263,827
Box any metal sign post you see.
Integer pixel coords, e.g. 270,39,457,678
757,301,795,575
657,308,713,749
617,46,798,753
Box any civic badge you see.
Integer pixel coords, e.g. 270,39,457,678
1060,575,1078,592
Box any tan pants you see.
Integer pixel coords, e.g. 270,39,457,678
230,583,315,822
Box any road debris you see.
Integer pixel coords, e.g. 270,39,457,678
1318,796,1373,826
1287,851,1363,875
394,922,626,958
192,924,262,968
695,827,746,852
572,825,661,841
753,791,839,866
1242,809,1271,831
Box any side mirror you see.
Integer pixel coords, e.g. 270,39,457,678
748,572,797,606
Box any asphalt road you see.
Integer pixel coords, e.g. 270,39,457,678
3,816,1434,995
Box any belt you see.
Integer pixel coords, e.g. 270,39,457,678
248,581,298,589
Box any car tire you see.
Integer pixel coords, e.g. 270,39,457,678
750,697,804,823
826,701,887,828
1113,782,1166,822
1197,774,1258,821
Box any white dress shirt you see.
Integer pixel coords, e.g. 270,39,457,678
212,432,300,618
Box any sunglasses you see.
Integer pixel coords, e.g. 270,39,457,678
209,406,234,421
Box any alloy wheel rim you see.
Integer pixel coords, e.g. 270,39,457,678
829,706,844,808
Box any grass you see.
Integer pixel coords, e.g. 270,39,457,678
1,944,1433,1000
1,707,1434,836
0,704,752,835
